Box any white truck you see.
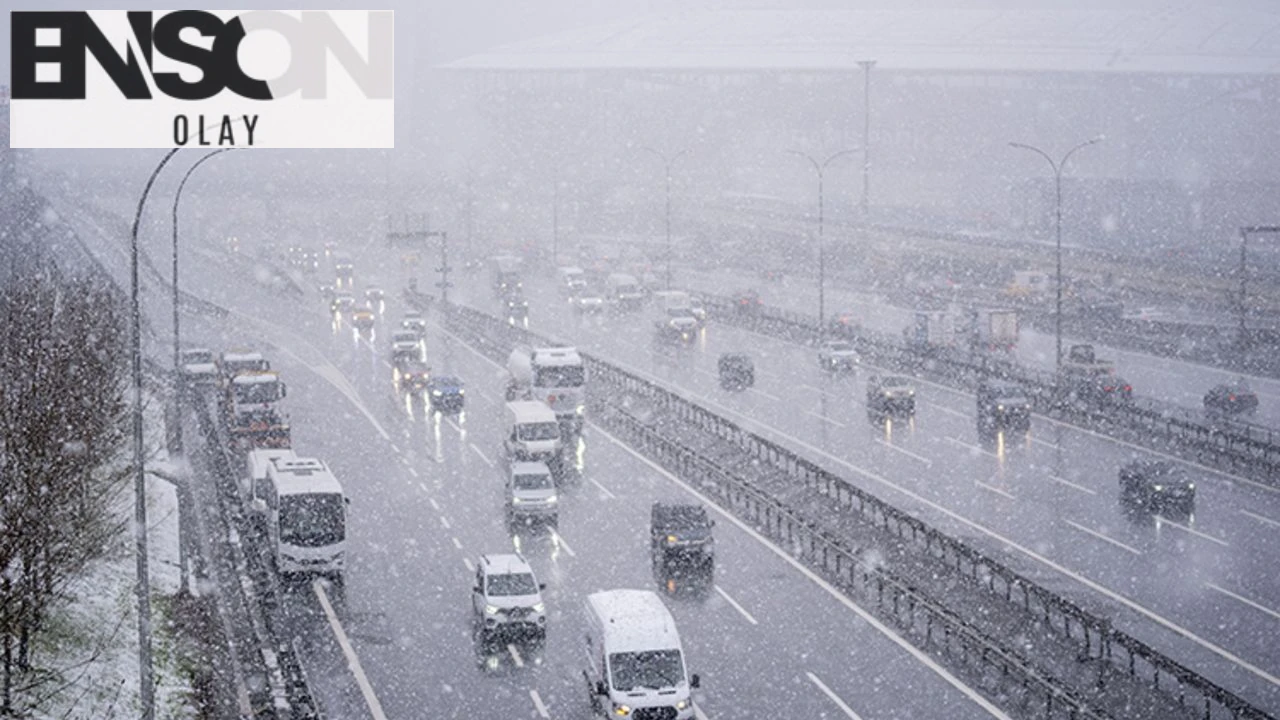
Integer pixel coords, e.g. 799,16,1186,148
506,345,586,434
605,273,645,312
964,308,1019,353
583,589,700,719
260,456,347,577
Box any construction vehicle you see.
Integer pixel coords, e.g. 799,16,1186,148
506,345,585,435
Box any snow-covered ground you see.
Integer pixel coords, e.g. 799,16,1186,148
12,401,196,720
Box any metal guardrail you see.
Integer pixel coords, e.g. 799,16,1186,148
194,398,323,720
695,293,1280,484
435,296,1274,720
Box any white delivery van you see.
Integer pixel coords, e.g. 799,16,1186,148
261,457,347,577
583,589,700,719
503,401,563,464
558,266,587,296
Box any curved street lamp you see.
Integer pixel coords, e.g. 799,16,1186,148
1009,136,1103,369
787,148,858,339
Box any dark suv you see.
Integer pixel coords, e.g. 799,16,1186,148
866,374,916,417
1203,382,1258,418
1119,460,1195,515
976,380,1032,436
651,503,715,595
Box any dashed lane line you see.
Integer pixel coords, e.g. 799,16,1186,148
408,466,419,478
805,672,865,720
807,409,847,428
550,529,577,557
530,690,550,718
1051,475,1097,495
508,643,525,668
590,477,617,499
427,497,440,511
452,537,463,550
1240,509,1280,529
1206,583,1280,623
440,516,451,530
1156,517,1230,548
470,443,495,467
876,439,932,466
313,579,388,720
974,480,1016,500
714,585,759,625
1063,520,1142,556
463,557,474,572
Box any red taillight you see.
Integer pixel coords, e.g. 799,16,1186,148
1229,394,1237,401
1124,385,1132,392
1103,386,1115,392
547,394,556,404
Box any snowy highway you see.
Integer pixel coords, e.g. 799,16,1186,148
483,268,1280,711
680,267,1280,432
166,248,1012,719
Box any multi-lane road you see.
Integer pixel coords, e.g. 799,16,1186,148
36,179,1280,715
477,267,1280,712
680,266,1280,431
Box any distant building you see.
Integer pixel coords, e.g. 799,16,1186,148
435,7,1280,250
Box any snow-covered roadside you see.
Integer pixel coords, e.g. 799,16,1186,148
11,399,199,720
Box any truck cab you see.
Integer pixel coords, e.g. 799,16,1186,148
650,503,715,595
507,346,586,434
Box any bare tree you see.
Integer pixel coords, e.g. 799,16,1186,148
0,261,131,713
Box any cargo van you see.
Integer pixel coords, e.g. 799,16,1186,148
583,589,700,719
244,447,296,508
503,401,563,464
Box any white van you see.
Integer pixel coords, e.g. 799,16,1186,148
261,457,347,577
503,401,563,464
583,589,700,719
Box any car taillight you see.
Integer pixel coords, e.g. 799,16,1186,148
547,394,557,404
1123,385,1131,392
1229,394,1236,401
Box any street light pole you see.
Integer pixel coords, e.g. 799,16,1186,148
788,149,858,340
1009,137,1103,370
170,148,233,456
639,147,689,291
858,60,876,216
132,147,181,720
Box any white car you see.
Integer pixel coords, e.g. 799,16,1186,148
472,554,547,641
818,340,860,372
505,462,558,526
391,329,424,362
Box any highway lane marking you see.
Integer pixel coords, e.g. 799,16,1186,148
470,443,495,467
1051,475,1097,495
390,442,401,453
694,704,710,720
592,360,1280,690
310,363,393,442
427,497,440,511
452,537,463,550
975,480,1016,500
714,585,759,625
945,436,998,458
1240,509,1280,529
550,529,577,557
1030,437,1060,451
805,671,865,720
594,426,1013,720
876,439,932,466
934,405,969,420
440,516,452,529
589,477,618,499
507,643,525,668
749,386,782,402
798,384,823,394
808,409,847,428
408,466,419,478
312,580,389,720
463,557,474,572
1156,517,1230,548
445,415,463,433
1206,583,1280,623
1063,520,1142,556
530,690,550,718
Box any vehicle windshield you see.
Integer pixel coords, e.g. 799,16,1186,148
224,359,268,375
609,650,685,692
517,422,561,442
535,366,585,388
184,351,214,364
513,472,553,491
234,381,284,404
487,572,538,596
883,376,912,388
279,494,345,547
393,332,418,344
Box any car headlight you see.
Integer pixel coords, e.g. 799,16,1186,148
576,405,585,414
433,390,442,396
676,699,689,710
1188,483,1195,490
1153,484,1164,492
667,534,678,544
613,705,631,717
459,389,466,395
546,495,558,504
512,497,525,504
484,604,500,615
532,602,545,614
